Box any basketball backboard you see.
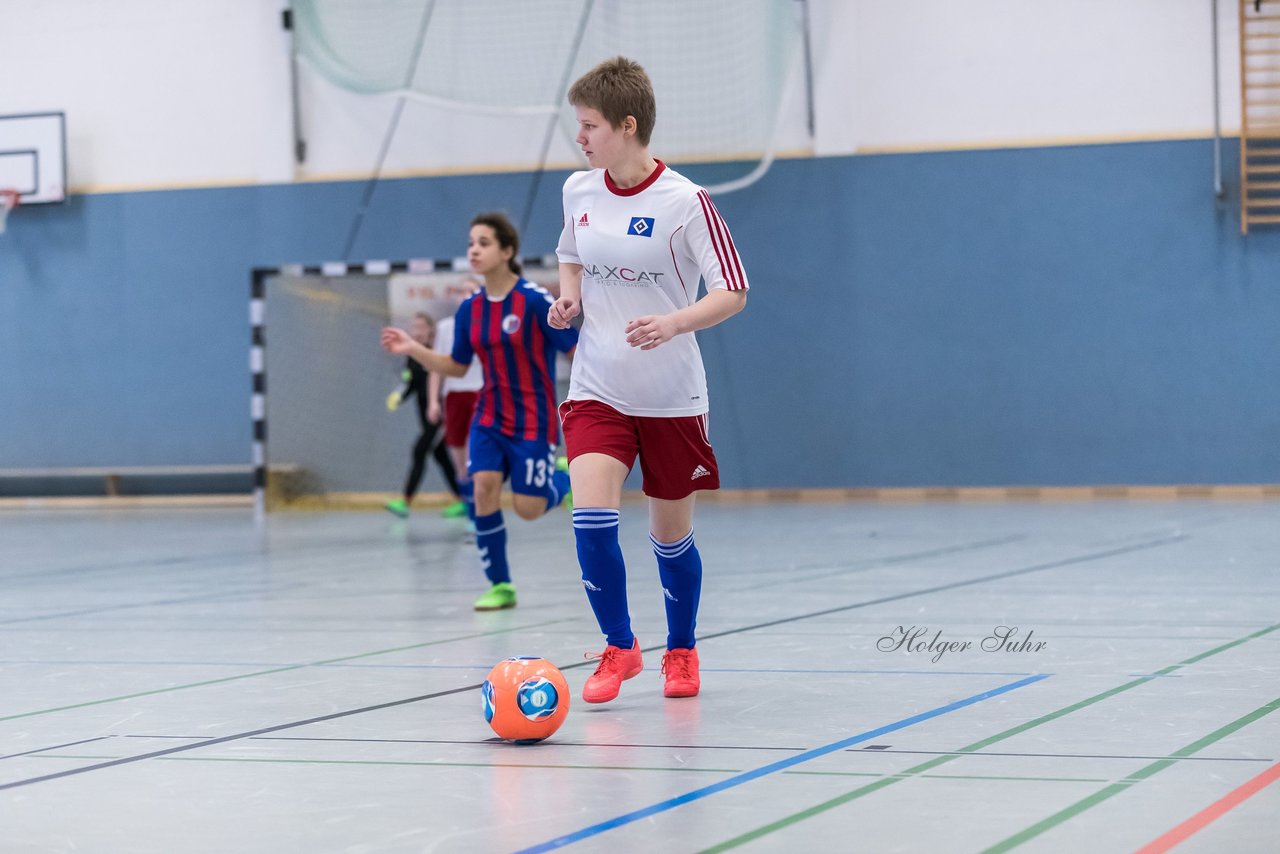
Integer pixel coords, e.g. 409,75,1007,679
0,112,67,204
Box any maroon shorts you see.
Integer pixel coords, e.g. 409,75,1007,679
558,399,720,500
444,391,479,448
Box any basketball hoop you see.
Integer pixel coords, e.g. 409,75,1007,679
0,190,19,235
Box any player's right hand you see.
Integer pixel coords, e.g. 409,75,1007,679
381,326,414,354
548,297,580,329
386,391,402,411
427,401,442,424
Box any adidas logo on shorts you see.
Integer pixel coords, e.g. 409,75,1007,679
691,465,711,480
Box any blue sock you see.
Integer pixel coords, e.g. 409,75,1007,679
545,468,572,512
475,510,509,584
573,508,633,648
459,480,475,521
651,530,702,650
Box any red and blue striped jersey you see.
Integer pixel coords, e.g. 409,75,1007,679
450,279,578,442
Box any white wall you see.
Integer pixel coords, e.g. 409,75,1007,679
1,0,293,192
0,0,1243,193
823,0,1241,154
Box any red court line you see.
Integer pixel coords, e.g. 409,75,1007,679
1134,761,1280,853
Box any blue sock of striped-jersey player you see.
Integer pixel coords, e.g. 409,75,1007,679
651,530,702,650
474,510,510,584
459,479,476,521
573,508,633,648
545,468,572,512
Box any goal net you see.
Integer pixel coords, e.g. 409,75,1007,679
254,259,564,510
291,0,806,193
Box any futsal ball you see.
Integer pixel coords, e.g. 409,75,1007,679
482,657,570,744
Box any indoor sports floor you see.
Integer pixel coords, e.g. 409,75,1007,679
1,499,1277,853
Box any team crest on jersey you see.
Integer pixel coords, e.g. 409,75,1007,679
502,314,521,334
627,216,655,237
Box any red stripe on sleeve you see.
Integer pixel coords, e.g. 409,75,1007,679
697,190,741,291
713,201,748,291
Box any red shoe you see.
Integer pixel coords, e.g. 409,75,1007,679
661,647,700,698
582,638,643,704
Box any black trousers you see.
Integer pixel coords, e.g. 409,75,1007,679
404,420,461,500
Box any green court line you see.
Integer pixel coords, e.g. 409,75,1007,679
700,622,1280,853
982,696,1280,852
0,618,573,722
783,771,1111,784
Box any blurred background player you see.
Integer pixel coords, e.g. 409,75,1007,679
428,287,484,522
384,312,464,519
382,212,578,610
549,57,749,702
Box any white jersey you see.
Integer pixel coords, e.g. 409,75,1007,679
433,315,484,394
556,161,748,417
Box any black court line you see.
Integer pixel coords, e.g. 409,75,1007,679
124,733,814,752
696,535,1188,643
255,736,811,752
0,530,458,586
0,581,312,626
728,535,1027,592
721,535,1028,579
0,534,1184,791
0,737,114,762
851,748,1275,763
0,685,481,792
109,734,1280,762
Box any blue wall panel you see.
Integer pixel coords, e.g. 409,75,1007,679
1,139,1277,487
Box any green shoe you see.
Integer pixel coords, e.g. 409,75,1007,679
385,498,409,518
556,456,573,510
474,582,517,611
441,499,468,519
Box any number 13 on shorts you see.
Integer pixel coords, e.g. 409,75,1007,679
523,450,558,488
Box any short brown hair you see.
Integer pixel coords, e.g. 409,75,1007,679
567,56,656,146
470,211,522,276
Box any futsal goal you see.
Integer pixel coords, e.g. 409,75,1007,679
250,257,561,513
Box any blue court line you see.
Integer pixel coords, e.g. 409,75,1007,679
515,673,1050,853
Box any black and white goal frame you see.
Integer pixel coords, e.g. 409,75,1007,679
249,256,558,516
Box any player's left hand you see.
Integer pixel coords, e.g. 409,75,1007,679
381,326,414,355
625,315,678,350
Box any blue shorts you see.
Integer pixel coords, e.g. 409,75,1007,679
468,425,559,498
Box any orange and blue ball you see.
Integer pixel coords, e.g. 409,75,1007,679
482,657,570,744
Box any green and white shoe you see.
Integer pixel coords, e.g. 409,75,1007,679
441,500,469,519
384,498,409,518
556,456,572,511
474,582,517,611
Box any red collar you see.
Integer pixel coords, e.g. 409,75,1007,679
605,159,665,196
